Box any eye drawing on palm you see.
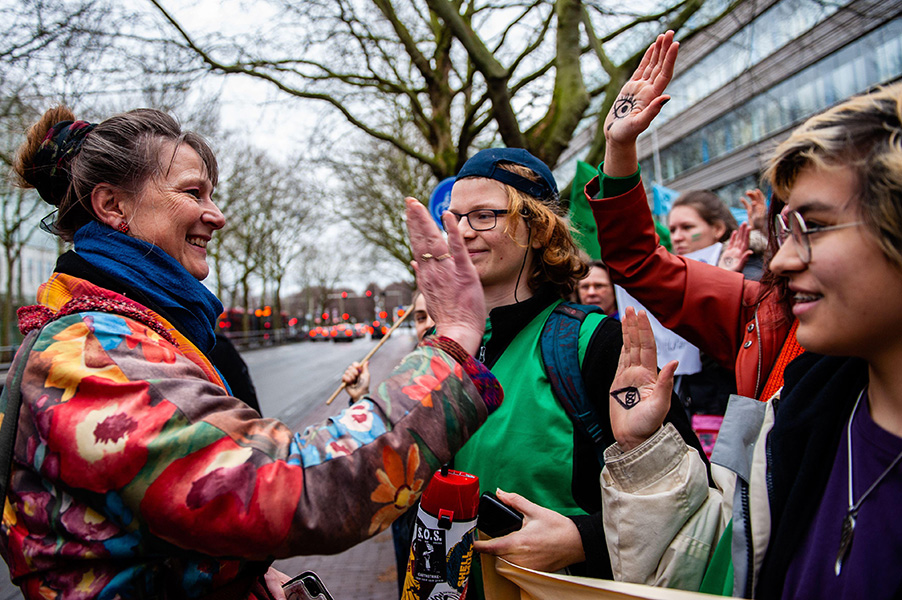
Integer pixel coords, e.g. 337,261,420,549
607,94,637,130
612,386,640,410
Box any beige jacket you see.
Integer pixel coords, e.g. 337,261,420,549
600,395,775,598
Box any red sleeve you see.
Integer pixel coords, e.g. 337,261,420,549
587,178,752,371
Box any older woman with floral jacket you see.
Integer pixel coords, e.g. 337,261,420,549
2,106,500,599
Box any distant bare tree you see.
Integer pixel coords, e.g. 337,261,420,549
294,244,355,323
0,92,44,345
259,187,312,333
327,134,435,281
0,186,43,347
213,146,313,331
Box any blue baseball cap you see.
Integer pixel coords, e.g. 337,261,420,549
456,148,558,202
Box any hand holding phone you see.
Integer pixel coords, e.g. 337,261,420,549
477,491,524,538
282,571,335,600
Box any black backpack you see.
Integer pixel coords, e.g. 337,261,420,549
539,302,609,466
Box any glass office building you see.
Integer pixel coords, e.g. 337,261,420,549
555,0,902,209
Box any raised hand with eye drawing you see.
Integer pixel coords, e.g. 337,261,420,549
603,30,679,177
609,307,679,452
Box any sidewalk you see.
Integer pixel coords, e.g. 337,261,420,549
273,529,399,600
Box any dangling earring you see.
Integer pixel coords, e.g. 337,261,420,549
118,222,130,234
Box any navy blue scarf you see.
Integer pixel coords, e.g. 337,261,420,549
74,220,223,353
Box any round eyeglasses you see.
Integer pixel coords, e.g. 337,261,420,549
774,210,862,264
448,209,510,231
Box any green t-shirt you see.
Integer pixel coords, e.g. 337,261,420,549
454,299,605,515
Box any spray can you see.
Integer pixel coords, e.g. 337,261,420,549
402,465,479,600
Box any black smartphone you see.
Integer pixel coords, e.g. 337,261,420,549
477,491,524,538
282,570,335,600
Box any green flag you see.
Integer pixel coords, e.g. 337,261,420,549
654,218,673,253
568,160,601,260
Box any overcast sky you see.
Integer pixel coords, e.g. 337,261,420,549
147,0,414,292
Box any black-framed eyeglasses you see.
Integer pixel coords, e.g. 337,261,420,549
448,209,510,231
774,210,862,264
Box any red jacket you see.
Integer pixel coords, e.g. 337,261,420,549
587,179,791,399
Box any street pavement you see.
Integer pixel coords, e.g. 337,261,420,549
0,330,418,599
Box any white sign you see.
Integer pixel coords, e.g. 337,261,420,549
612,242,723,375
684,242,722,266
615,286,702,375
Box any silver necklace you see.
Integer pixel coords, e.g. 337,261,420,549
834,388,902,575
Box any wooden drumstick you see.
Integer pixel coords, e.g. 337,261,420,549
325,293,419,405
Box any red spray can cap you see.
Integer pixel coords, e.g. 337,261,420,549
419,466,480,523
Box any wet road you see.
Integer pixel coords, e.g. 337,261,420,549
245,332,416,425
0,331,417,599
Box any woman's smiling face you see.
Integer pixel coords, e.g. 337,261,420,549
769,164,902,359
668,205,725,255
125,143,225,280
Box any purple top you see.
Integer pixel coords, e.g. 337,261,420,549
782,393,902,599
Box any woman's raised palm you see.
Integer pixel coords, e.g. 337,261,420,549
603,30,680,146
609,307,678,451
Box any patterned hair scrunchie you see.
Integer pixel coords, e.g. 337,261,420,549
30,120,96,206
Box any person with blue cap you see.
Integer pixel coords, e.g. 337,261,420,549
438,146,702,594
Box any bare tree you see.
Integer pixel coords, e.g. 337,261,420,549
293,242,360,323
326,134,435,280
147,0,726,185
0,186,44,347
213,145,314,332
259,186,312,333
0,90,44,345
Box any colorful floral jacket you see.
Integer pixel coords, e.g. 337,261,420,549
0,273,501,599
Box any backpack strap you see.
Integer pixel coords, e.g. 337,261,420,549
0,330,41,503
540,302,607,466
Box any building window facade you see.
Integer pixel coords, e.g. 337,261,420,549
640,18,902,185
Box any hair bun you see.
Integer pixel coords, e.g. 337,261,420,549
28,120,96,206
